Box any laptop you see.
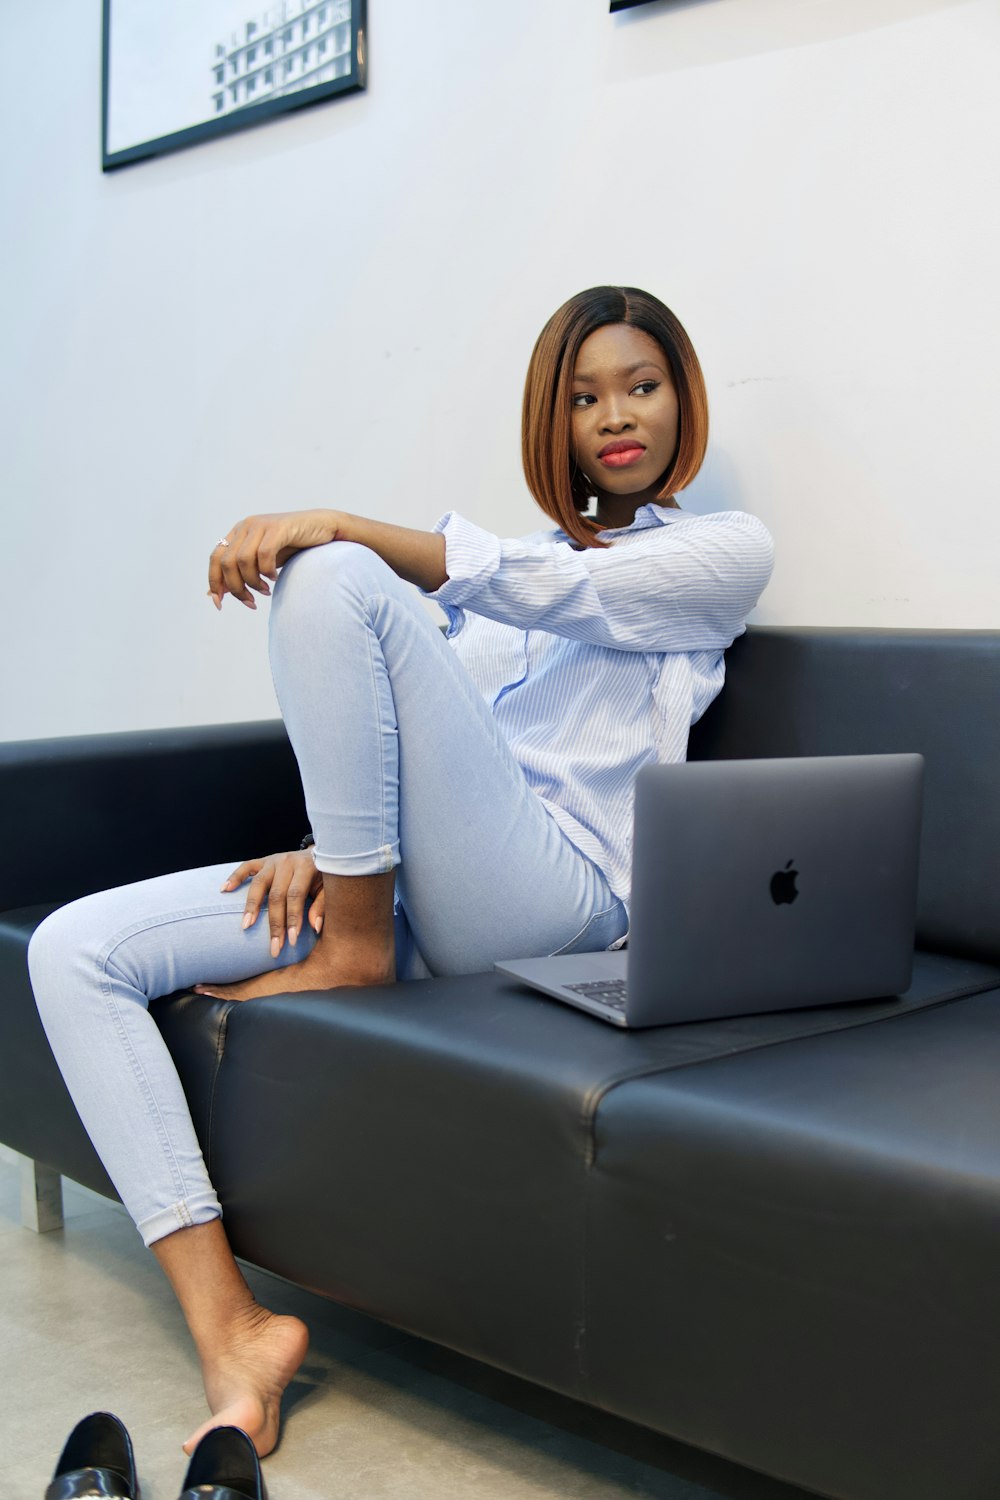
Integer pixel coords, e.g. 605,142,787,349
496,754,924,1028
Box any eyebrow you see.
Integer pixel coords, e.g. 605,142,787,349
572,360,667,385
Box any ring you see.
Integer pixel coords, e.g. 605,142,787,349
217,536,230,547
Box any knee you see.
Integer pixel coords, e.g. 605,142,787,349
27,899,93,1005
276,541,389,602
271,542,393,635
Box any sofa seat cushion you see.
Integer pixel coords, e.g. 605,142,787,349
583,984,1000,1500
197,954,998,1397
4,888,997,1411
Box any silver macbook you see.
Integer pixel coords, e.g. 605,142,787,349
496,754,924,1028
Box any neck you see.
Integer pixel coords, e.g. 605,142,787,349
594,491,677,530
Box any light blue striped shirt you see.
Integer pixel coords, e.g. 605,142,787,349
429,504,774,910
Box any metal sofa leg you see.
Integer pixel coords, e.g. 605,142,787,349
21,1157,64,1232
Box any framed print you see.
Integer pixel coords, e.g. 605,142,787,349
102,0,367,171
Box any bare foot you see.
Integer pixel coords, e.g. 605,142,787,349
183,1304,309,1457
193,940,395,1002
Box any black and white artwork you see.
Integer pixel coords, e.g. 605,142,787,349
102,0,367,170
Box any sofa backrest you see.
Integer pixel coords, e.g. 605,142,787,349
688,627,1000,964
0,721,306,914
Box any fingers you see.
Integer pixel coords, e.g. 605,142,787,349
218,528,262,610
228,528,272,600
207,520,273,611
309,886,325,934
280,856,324,947
220,858,263,893
227,852,321,958
240,862,276,939
207,534,237,611
207,511,338,609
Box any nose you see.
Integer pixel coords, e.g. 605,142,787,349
599,393,635,433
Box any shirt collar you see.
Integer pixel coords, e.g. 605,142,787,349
599,502,682,536
549,502,682,546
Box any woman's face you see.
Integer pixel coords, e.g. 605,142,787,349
570,322,680,524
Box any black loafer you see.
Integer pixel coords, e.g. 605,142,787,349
45,1412,139,1499
177,1426,266,1500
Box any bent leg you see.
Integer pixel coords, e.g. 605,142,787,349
269,544,627,977
28,862,318,1246
28,864,316,1453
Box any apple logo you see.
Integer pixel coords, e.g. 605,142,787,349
770,860,799,906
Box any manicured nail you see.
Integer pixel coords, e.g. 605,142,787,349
242,911,254,929
289,926,299,946
270,936,281,958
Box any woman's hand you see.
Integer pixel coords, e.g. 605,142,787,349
208,510,346,609
222,850,324,957
208,509,448,606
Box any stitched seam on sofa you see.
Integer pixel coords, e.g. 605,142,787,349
577,972,1000,1172
204,1002,232,1179
577,1141,594,1396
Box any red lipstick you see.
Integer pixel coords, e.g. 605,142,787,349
598,440,646,468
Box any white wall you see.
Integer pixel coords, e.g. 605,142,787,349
3,0,998,742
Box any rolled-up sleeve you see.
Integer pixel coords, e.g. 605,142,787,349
428,509,774,653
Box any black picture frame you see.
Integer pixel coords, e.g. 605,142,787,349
610,1,662,10
102,0,367,171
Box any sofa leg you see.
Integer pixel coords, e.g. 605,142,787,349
21,1157,64,1233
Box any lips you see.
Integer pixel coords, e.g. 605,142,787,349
598,440,646,468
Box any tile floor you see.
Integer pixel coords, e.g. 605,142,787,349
1,1144,820,1500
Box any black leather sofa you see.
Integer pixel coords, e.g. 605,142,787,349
3,626,1000,1500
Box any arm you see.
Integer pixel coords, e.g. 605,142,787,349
207,509,446,609
331,513,446,590
429,510,775,654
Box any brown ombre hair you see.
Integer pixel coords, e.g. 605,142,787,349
521,286,709,549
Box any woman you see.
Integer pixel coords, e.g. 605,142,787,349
28,286,774,1456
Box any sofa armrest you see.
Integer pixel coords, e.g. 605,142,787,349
0,720,306,912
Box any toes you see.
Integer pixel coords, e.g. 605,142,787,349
193,982,250,1001
183,1397,271,1456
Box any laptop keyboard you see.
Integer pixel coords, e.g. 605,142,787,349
564,979,628,1012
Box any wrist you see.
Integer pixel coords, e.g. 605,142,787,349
334,510,377,550
325,509,353,544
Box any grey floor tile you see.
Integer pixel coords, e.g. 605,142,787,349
0,1152,819,1500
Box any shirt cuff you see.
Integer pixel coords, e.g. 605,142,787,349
426,512,503,609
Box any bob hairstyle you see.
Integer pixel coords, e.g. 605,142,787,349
521,286,709,549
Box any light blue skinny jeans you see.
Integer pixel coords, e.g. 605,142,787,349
28,543,627,1246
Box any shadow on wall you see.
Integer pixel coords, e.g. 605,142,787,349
608,0,975,77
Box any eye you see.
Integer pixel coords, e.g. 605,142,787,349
631,379,659,396
572,393,595,408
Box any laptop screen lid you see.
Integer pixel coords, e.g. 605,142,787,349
624,753,923,1026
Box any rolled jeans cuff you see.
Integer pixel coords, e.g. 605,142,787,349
312,841,400,877
138,1189,222,1249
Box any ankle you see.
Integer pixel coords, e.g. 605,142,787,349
309,928,395,983
190,1293,267,1365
